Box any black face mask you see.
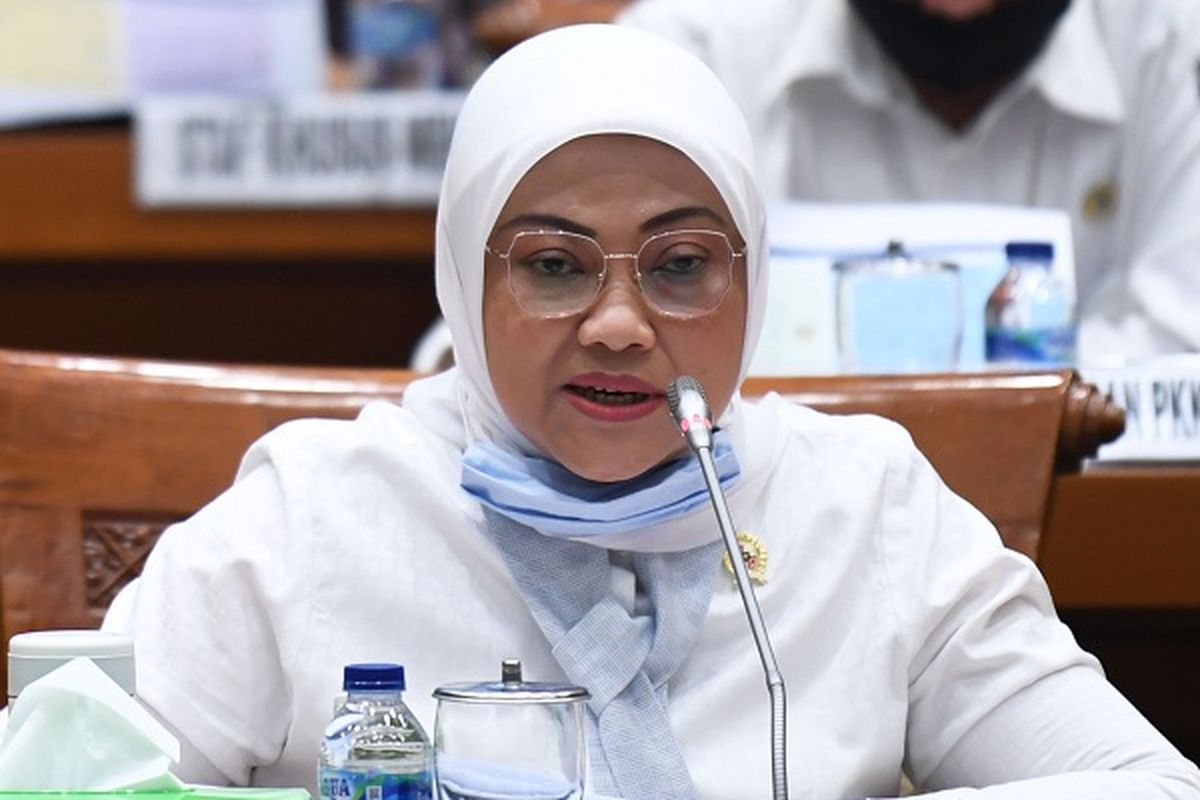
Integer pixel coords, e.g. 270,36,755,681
848,0,1072,94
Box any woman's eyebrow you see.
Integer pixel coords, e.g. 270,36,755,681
494,206,729,237
639,206,728,231
495,213,595,236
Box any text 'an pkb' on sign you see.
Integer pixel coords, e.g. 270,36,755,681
134,91,465,208
1082,362,1200,463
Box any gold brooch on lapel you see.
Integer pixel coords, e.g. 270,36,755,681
722,531,768,586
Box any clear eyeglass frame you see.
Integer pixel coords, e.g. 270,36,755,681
485,228,745,320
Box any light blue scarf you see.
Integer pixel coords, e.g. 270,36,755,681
461,431,740,538
481,508,722,799
460,434,740,798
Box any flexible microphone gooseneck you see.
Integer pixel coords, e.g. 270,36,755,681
666,376,789,800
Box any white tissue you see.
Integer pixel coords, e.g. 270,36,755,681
0,656,184,790
436,754,580,800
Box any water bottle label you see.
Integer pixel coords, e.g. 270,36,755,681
985,325,1076,365
320,768,431,800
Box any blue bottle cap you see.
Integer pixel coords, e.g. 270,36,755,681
1005,242,1054,262
343,663,406,692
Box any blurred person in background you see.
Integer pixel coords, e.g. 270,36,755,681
618,0,1200,364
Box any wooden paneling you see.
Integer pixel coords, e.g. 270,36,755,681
1041,468,1200,761
1040,467,1200,608
0,127,436,262
0,125,442,366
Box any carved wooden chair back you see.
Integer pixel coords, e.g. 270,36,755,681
0,349,1120,694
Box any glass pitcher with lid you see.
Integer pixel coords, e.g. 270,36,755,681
433,659,589,800
833,240,963,374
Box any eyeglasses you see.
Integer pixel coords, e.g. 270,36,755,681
486,229,744,319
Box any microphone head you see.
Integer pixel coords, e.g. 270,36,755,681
666,376,713,451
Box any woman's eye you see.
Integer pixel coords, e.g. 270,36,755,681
652,253,708,277
524,253,583,277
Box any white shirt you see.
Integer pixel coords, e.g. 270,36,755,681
103,373,1200,798
618,0,1200,362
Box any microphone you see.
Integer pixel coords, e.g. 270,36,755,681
666,376,714,451
666,376,789,800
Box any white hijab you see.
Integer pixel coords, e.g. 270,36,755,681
430,23,769,456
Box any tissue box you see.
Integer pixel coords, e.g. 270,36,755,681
0,789,309,800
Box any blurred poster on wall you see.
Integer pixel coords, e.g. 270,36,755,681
0,0,325,128
0,0,127,125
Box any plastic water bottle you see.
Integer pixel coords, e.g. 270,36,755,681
984,241,1076,367
319,663,433,800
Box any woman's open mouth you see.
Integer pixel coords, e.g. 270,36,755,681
566,385,652,406
562,375,666,422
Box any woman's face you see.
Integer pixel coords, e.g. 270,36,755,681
483,135,748,482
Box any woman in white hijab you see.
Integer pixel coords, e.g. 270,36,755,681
107,23,1199,800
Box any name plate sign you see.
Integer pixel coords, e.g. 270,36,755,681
1082,360,1200,462
135,91,465,207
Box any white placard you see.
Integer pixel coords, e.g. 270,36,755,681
751,202,1076,376
1082,358,1200,463
135,90,465,207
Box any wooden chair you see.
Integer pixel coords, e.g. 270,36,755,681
0,348,1122,694
742,371,1124,562
0,348,410,696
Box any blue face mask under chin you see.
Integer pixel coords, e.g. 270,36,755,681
460,430,741,539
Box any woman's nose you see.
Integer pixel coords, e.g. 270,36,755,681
577,270,656,351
